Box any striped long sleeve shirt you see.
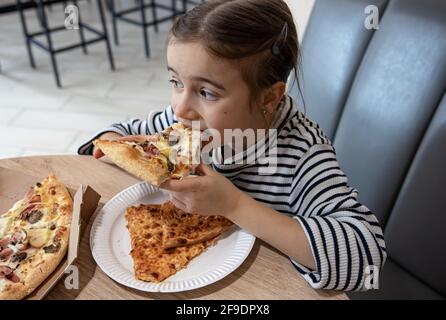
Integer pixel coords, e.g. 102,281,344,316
78,95,387,291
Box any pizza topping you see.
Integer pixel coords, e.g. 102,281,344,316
28,229,50,248
161,131,170,141
20,204,40,220
137,140,177,172
0,237,11,249
22,187,41,212
0,266,21,283
43,240,61,254
0,217,11,239
166,159,175,172
48,186,57,195
36,182,42,188
0,230,27,252
176,238,187,246
7,244,19,254
28,194,41,204
1,233,26,262
143,144,160,157
144,233,152,239
54,226,67,241
0,248,13,261
27,210,43,224
138,141,148,149
10,230,27,245
10,252,27,263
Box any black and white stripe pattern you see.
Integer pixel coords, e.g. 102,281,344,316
78,96,386,291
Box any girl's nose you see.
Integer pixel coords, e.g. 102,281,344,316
173,92,198,120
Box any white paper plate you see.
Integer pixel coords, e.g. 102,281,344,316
90,181,256,293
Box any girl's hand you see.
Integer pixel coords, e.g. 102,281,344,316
159,164,243,218
93,133,158,159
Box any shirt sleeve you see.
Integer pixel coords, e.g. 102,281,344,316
289,143,387,291
77,105,176,155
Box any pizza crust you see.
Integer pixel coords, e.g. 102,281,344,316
41,174,73,227
94,140,170,186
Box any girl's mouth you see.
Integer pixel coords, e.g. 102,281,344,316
176,118,206,131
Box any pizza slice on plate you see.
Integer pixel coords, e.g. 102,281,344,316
125,202,232,283
0,174,72,300
160,202,233,249
94,123,201,186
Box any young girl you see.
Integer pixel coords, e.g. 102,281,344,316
79,0,386,292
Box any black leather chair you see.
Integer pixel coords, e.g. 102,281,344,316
288,0,446,299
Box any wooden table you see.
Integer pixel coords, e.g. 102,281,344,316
0,155,348,300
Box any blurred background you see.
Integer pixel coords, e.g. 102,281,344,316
0,0,314,159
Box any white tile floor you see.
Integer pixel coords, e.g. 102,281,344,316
0,0,177,159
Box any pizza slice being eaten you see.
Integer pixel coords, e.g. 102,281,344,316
0,174,72,300
94,123,201,186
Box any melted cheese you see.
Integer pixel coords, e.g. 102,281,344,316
0,279,6,291
28,220,49,229
2,199,25,221
28,229,50,248
7,244,19,253
154,124,201,165
0,217,11,238
152,139,172,158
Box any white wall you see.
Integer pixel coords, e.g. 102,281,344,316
284,0,315,42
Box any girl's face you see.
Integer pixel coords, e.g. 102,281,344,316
167,41,268,138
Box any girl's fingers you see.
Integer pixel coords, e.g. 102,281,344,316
159,175,201,191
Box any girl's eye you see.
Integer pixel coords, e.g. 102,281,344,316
200,89,217,101
169,79,183,89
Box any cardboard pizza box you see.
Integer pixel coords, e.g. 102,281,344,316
0,167,101,300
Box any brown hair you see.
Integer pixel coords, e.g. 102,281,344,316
169,0,303,108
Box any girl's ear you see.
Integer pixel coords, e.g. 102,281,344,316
261,82,286,114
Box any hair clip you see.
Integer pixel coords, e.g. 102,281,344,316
272,44,280,55
271,22,289,56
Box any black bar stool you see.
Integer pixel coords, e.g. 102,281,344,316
0,1,34,72
107,0,186,58
16,0,115,88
